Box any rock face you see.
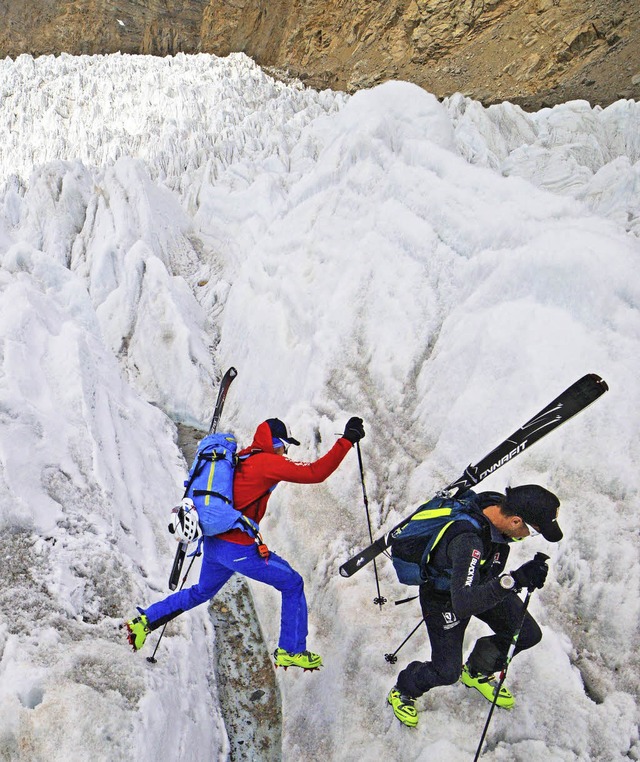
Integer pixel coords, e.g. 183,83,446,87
176,424,282,762
200,0,640,108
0,1,208,56
1,0,637,109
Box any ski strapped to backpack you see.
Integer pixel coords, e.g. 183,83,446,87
339,373,608,579
390,493,483,587
168,367,238,590
182,432,245,536
168,368,276,589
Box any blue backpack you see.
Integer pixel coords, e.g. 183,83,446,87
390,493,482,588
184,432,247,536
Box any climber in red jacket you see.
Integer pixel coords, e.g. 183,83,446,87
126,416,365,670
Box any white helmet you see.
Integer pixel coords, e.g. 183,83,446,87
169,498,201,543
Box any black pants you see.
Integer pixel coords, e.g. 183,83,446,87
396,593,542,699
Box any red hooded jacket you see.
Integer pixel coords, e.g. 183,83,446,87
218,420,352,545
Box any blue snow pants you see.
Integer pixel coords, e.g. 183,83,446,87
142,536,309,653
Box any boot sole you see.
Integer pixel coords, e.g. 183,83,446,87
120,621,146,652
274,662,321,671
460,679,514,710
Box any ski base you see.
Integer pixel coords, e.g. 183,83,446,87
168,541,188,591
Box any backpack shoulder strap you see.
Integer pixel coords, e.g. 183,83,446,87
420,503,482,567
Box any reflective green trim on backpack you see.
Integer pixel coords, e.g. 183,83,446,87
411,506,453,522
425,518,456,566
204,458,217,507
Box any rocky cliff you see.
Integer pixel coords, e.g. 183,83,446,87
1,0,638,109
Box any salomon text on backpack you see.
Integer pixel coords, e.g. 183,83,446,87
390,493,482,588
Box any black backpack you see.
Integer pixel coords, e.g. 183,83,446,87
390,493,483,588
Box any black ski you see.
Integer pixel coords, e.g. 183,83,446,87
168,366,238,590
339,373,608,578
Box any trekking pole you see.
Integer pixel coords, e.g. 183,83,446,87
146,547,201,664
384,617,425,663
356,441,387,609
472,552,549,761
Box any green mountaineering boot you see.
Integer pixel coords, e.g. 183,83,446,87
273,648,322,671
460,664,515,709
123,614,150,652
387,687,418,728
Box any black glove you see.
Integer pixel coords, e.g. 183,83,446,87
512,557,549,591
343,417,365,444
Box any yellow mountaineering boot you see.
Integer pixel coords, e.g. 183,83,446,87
387,687,418,728
123,614,150,652
460,664,515,709
273,648,322,671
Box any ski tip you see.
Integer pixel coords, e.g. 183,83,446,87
592,374,609,392
582,372,608,393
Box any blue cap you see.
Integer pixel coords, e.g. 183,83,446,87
266,418,300,446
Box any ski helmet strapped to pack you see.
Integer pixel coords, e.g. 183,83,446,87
168,498,201,544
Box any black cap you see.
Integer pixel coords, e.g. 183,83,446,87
475,491,506,510
266,418,300,446
505,485,563,542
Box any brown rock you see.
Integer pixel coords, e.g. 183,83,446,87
0,0,638,110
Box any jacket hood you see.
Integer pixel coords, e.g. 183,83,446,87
238,420,278,457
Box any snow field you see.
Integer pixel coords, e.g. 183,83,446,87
0,52,638,760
